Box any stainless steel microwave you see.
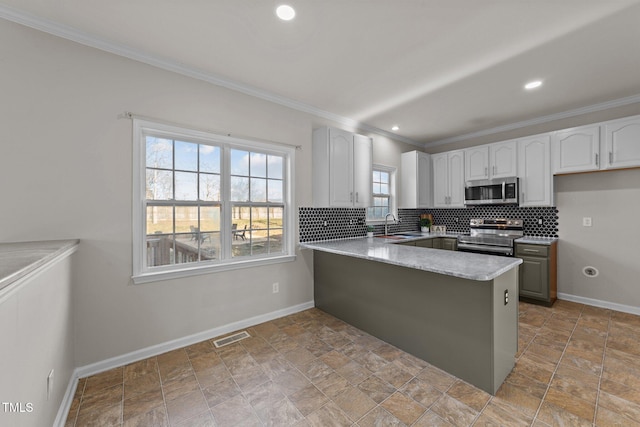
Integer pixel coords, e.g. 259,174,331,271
464,177,519,206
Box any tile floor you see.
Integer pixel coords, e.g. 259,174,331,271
65,300,640,426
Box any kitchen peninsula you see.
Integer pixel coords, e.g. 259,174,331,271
301,236,522,394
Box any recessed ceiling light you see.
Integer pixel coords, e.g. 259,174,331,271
524,80,543,90
391,125,399,131
276,5,296,21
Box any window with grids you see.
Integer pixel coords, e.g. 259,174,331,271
368,168,391,220
133,120,294,282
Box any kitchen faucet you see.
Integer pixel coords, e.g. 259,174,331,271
384,213,397,236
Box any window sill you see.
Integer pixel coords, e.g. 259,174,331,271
132,255,296,284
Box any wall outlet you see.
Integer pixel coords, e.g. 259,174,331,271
272,282,279,293
582,217,592,227
504,290,509,305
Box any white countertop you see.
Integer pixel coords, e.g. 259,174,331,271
300,236,522,281
515,236,558,245
0,240,79,291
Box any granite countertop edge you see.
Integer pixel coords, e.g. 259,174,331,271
0,239,80,292
300,237,522,281
514,236,559,245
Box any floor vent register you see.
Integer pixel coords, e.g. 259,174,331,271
213,330,250,348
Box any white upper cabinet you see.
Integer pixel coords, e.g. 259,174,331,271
518,134,553,207
490,140,518,179
552,115,640,174
603,115,640,170
464,146,489,181
465,140,517,181
433,150,465,208
312,127,372,208
552,124,601,174
400,151,432,208
352,133,373,207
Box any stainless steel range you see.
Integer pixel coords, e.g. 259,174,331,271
457,218,524,256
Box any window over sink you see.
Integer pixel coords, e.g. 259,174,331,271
367,165,396,222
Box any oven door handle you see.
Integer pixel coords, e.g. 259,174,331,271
457,243,513,256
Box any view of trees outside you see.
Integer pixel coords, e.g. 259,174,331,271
144,137,285,267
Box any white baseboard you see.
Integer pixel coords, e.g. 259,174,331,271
54,300,315,427
53,373,79,427
558,293,640,316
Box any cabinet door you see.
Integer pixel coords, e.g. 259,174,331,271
518,135,553,207
604,115,640,170
432,153,449,207
448,151,465,207
432,238,443,249
490,140,518,178
415,239,433,248
353,134,372,207
519,256,549,300
416,152,432,207
465,146,489,181
400,151,431,208
553,125,600,174
328,128,354,207
441,238,457,251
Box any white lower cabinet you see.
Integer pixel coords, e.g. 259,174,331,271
518,134,553,207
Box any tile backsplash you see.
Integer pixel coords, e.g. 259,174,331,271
299,206,558,242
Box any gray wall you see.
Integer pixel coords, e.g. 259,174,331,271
555,169,640,309
0,19,320,367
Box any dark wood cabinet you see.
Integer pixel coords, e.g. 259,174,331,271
515,242,557,306
399,237,454,250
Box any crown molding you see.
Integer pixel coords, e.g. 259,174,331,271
0,4,423,147
425,92,640,148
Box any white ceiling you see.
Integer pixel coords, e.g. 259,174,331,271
2,0,640,147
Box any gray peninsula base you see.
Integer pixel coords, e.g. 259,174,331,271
313,251,518,395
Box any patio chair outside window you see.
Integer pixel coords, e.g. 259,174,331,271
233,224,247,240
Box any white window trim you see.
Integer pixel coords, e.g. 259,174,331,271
132,119,296,284
367,164,397,225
